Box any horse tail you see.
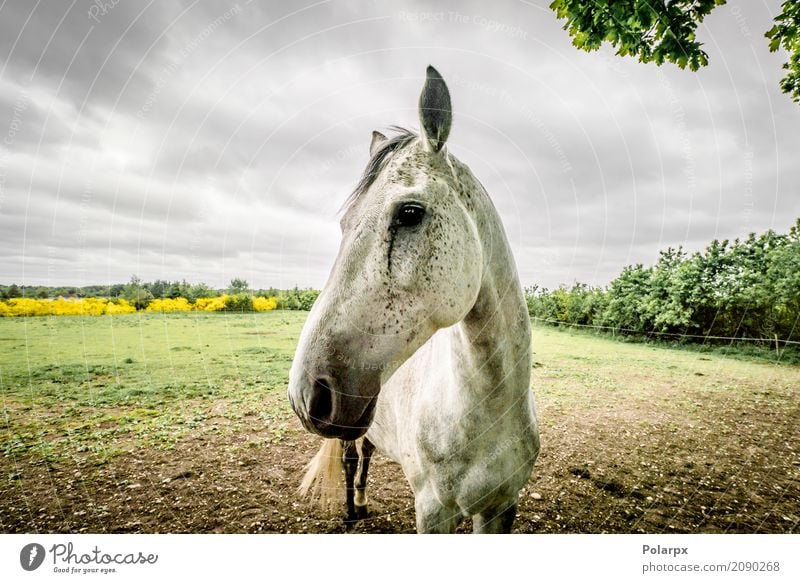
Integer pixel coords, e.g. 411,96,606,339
298,438,344,508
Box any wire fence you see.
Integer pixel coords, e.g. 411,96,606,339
530,316,800,346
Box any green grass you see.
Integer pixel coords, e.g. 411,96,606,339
531,323,800,415
0,311,307,465
1,312,797,470
538,323,800,365
3,312,799,533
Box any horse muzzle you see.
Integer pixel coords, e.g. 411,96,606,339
288,373,379,440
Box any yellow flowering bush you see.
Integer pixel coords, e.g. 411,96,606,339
78,297,109,316
106,299,136,315
0,294,286,316
0,297,138,317
145,297,192,313
4,298,43,316
193,295,228,312
49,297,84,316
252,296,278,311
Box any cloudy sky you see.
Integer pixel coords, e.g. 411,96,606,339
0,0,797,291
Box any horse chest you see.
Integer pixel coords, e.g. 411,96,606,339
414,402,523,499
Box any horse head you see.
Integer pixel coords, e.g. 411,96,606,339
288,66,485,439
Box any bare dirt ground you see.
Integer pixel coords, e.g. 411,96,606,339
3,387,798,534
2,324,799,534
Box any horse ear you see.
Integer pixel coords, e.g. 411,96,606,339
418,65,452,153
369,130,387,157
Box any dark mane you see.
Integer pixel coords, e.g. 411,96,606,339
341,127,417,213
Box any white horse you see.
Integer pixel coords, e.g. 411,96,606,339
287,66,539,533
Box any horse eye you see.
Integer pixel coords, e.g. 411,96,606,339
394,203,425,227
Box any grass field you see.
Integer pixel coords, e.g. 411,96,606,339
1,312,798,533
1,312,303,463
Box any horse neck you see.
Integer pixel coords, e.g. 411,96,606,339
450,172,532,401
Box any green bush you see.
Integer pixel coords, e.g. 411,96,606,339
224,293,253,312
526,218,800,344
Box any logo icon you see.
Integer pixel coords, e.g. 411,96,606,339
20,543,46,571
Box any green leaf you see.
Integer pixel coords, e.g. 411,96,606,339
765,24,779,40
548,0,800,103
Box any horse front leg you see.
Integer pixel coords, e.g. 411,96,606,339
415,487,462,533
342,440,359,530
354,437,375,520
472,500,518,533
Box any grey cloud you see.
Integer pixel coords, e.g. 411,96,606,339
1,0,797,289
0,1,178,114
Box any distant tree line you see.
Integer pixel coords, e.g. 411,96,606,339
0,277,320,312
526,219,800,345
5,218,798,338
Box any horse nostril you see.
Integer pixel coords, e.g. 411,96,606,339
308,377,334,423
